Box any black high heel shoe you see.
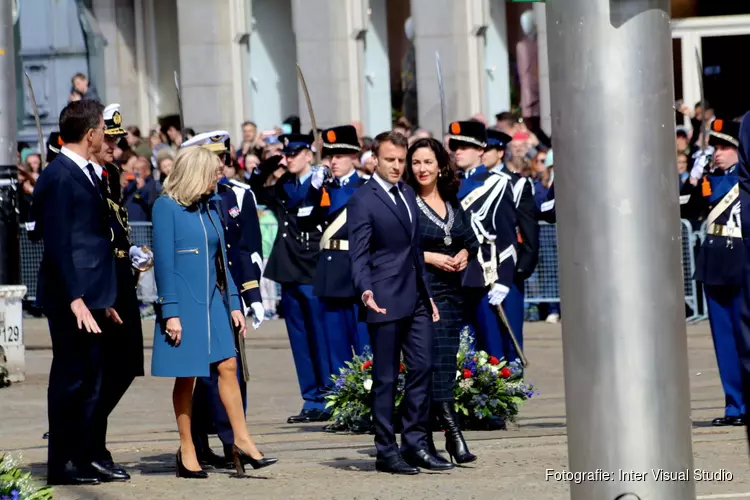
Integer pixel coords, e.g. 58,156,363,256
176,448,208,479
437,402,477,464
231,445,279,474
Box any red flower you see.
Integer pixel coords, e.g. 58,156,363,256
462,369,472,379
489,356,500,366
500,367,511,378
361,360,373,371
101,169,109,177
400,363,405,373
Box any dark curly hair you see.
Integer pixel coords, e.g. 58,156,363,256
404,138,459,202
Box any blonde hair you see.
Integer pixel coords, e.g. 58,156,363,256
162,146,220,206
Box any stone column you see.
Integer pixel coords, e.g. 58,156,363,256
411,0,484,138
533,3,551,137
92,0,141,122
175,0,240,133
292,0,365,132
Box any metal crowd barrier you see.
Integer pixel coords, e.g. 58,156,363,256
18,219,708,321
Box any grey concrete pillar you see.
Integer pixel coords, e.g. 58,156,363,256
292,0,365,132
411,0,483,138
175,0,237,133
547,0,696,498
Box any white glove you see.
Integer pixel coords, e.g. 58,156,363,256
690,147,714,180
250,302,265,329
311,165,330,189
129,245,153,270
487,283,509,306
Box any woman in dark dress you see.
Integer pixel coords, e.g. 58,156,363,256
404,138,479,463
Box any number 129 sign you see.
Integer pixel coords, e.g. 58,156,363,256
0,326,21,344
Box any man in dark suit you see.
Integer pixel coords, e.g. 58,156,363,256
347,131,451,474
32,99,121,485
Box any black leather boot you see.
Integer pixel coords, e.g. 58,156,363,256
437,401,477,464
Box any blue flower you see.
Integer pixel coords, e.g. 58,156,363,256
335,377,346,389
11,490,19,500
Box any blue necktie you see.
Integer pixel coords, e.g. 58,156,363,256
390,185,411,227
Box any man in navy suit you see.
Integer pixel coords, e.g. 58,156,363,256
32,99,121,485
347,131,451,474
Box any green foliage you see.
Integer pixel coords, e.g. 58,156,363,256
325,328,537,432
0,454,54,500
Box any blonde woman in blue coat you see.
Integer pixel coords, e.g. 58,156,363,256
151,146,278,478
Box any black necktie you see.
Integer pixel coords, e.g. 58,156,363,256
389,185,411,226
85,163,102,198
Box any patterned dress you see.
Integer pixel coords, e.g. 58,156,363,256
416,196,479,401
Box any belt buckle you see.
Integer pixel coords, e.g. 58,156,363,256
330,239,340,251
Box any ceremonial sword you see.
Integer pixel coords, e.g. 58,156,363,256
496,303,529,367
174,71,185,132
435,52,447,136
24,72,46,172
695,48,707,152
296,64,321,165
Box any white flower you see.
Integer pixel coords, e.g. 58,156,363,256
459,379,474,391
363,378,373,391
456,370,462,380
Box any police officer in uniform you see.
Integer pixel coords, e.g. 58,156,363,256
307,125,370,428
178,131,266,467
489,132,540,362
447,121,519,361
250,133,330,423
695,118,746,426
87,103,152,481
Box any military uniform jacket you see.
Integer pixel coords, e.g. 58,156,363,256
101,162,145,377
308,172,368,298
679,178,707,231
499,166,540,281
695,164,745,287
215,178,263,305
457,165,518,290
252,171,321,285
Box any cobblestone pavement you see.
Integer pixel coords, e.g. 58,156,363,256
3,318,750,499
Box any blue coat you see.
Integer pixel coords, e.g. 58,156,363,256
151,195,241,378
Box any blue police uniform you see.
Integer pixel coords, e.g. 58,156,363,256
250,134,330,423
448,122,519,362
694,118,746,426
308,126,370,385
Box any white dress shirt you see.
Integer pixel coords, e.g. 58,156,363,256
372,172,412,222
61,146,101,184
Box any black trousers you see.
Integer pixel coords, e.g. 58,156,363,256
90,261,144,461
47,308,106,472
369,301,434,459
191,353,247,453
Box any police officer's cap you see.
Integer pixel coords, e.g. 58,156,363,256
181,130,230,153
279,133,313,156
485,129,512,151
103,103,127,138
447,121,487,151
322,125,360,156
708,119,740,149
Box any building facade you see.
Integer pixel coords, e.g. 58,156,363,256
13,0,750,147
